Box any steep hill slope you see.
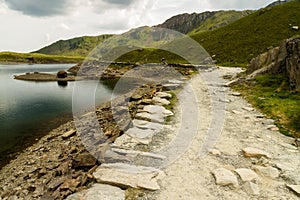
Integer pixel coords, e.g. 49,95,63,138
191,0,300,66
156,10,253,34
34,35,113,57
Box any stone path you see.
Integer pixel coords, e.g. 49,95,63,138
63,66,300,199
4,66,298,200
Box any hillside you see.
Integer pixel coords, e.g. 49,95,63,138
156,10,253,34
0,52,83,64
191,0,300,66
34,35,113,57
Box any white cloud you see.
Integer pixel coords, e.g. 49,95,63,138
0,0,276,52
59,23,71,31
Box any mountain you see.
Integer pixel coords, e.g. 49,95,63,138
34,35,113,57
266,0,292,7
156,10,253,34
190,0,300,66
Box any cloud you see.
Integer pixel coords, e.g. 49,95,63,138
103,0,135,6
4,0,72,17
59,23,72,31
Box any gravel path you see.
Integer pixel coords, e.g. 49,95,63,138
152,67,300,200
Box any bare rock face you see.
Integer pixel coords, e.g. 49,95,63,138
247,47,279,74
285,37,300,90
247,36,300,90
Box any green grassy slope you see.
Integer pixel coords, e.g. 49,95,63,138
0,52,84,64
34,35,113,57
191,0,300,66
189,10,253,34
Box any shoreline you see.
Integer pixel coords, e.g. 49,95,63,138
0,81,169,199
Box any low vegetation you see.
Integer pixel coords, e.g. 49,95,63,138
34,35,113,57
233,74,300,138
0,52,84,64
191,0,300,66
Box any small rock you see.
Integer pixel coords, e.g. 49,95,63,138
232,110,243,115
219,98,230,103
73,152,97,168
208,148,221,156
263,119,275,125
244,182,260,195
235,168,258,182
242,107,254,112
212,168,239,188
130,95,142,101
60,179,81,191
62,130,76,139
224,79,239,87
286,184,300,196
65,184,125,200
231,92,241,96
253,166,280,179
242,147,271,158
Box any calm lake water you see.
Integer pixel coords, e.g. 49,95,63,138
0,64,118,167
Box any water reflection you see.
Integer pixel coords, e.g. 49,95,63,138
57,81,68,87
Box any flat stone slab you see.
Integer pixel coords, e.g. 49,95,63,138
135,112,164,124
152,97,170,106
65,184,125,200
126,127,156,140
212,168,239,187
242,147,271,158
93,163,162,190
155,92,172,99
132,119,164,130
235,168,258,182
143,105,173,117
286,184,300,196
253,166,280,179
62,130,76,139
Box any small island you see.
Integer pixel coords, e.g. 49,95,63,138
14,70,78,82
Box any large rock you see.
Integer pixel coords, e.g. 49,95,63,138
247,47,279,74
286,184,300,196
212,168,239,187
247,36,300,90
65,184,125,200
93,163,163,190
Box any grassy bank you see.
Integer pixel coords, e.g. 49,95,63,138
0,52,84,64
233,74,300,138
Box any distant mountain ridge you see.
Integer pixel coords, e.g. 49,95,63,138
34,34,113,56
155,10,253,34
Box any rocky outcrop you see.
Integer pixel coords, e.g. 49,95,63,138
156,11,217,34
247,36,300,90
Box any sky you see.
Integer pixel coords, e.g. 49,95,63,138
0,0,275,52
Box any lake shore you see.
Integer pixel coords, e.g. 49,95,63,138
0,81,168,199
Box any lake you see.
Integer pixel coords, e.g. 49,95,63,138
0,64,118,168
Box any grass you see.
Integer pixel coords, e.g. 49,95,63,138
34,35,113,57
233,74,300,138
0,52,84,64
189,10,254,34
190,0,300,66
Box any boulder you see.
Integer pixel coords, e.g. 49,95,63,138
252,166,280,179
57,70,68,78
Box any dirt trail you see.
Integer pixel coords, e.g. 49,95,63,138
152,67,300,200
